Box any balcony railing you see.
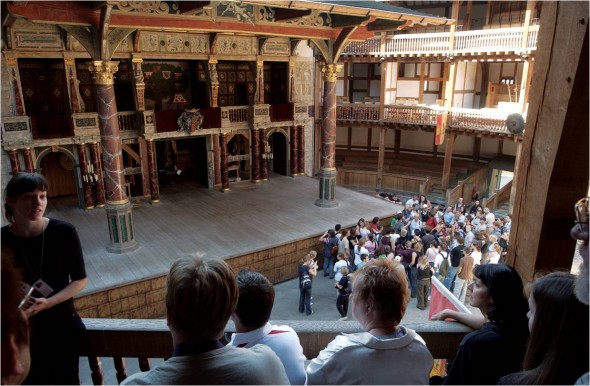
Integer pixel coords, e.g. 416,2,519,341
335,104,518,135
81,318,471,385
343,26,539,56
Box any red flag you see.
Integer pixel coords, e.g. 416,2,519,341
428,276,471,320
435,112,447,146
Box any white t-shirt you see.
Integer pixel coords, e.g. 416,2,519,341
334,259,349,282
354,245,369,265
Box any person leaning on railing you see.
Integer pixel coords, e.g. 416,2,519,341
306,259,433,385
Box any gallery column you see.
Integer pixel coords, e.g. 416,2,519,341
77,144,95,209
290,126,299,176
297,125,305,176
252,128,261,182
22,148,34,173
259,129,269,181
220,133,230,191
315,63,342,208
8,149,20,175
146,139,160,203
89,142,106,207
88,61,137,253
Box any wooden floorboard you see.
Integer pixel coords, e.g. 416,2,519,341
42,174,402,295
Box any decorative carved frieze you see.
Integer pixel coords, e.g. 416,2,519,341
141,111,156,134
139,32,209,53
73,112,100,138
261,38,290,55
113,2,179,14
252,104,271,126
286,10,331,26
1,116,32,145
292,59,314,103
214,35,256,55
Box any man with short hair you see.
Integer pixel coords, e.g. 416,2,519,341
230,270,307,385
443,236,465,292
122,255,289,385
443,206,455,226
484,207,495,226
406,194,419,207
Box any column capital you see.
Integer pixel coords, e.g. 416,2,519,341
321,64,343,82
131,56,144,64
208,58,218,64
257,59,264,67
88,61,119,85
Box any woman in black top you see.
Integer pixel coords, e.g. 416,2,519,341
2,172,87,385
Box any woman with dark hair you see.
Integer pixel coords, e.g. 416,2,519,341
498,272,589,385
431,264,529,385
2,172,87,385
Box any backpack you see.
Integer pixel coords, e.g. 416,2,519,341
300,272,312,290
330,243,339,256
343,275,352,295
438,253,449,278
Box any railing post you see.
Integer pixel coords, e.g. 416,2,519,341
113,357,127,384
88,356,104,385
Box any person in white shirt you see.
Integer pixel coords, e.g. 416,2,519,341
353,239,369,269
333,253,349,283
484,208,495,226
230,270,307,385
306,259,433,385
406,194,419,208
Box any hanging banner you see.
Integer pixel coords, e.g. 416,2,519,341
435,112,448,145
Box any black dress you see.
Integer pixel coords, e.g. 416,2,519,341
2,219,87,385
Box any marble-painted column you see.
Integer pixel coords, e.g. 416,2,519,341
77,144,95,209
251,128,261,182
4,55,26,116
213,134,221,186
88,61,137,253
290,126,299,176
22,148,34,173
8,149,20,175
315,63,342,208
259,129,269,181
132,57,145,111
209,59,219,108
220,134,230,191
297,125,305,175
89,142,106,207
146,139,160,203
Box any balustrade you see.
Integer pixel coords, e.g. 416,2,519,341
81,318,471,385
335,105,518,135
117,111,141,132
343,26,539,56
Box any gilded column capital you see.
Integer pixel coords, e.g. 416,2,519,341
321,64,343,82
131,57,143,64
64,58,76,66
257,59,264,67
208,58,218,64
88,61,119,85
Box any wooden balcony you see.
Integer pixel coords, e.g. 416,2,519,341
81,318,471,385
336,104,520,137
342,26,539,57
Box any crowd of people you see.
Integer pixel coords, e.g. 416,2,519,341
2,175,588,385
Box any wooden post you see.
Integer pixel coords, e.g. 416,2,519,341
448,0,461,50
518,59,534,113
442,133,456,189
394,129,401,154
507,1,589,283
473,137,481,162
376,127,386,189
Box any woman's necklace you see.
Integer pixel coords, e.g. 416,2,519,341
14,221,46,281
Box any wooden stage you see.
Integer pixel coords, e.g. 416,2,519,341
45,174,402,296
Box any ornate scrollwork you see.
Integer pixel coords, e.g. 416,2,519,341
115,1,178,14
177,109,204,133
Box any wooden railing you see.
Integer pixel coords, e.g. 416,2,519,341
221,106,250,127
448,109,511,133
335,104,516,135
81,318,471,385
485,179,513,211
117,111,141,132
343,25,539,56
446,167,489,207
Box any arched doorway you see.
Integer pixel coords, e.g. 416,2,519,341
38,151,77,198
269,131,287,176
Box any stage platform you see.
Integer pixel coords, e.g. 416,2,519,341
45,174,402,296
